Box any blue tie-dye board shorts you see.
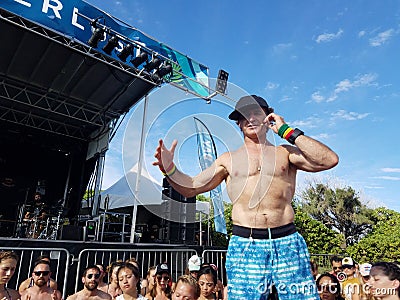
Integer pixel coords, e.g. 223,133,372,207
225,224,319,300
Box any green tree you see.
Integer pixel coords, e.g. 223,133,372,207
347,207,400,262
294,204,344,254
300,183,374,246
197,194,232,247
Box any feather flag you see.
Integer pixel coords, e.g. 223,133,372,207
194,117,227,234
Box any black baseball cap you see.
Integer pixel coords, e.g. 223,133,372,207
155,263,170,275
228,95,272,120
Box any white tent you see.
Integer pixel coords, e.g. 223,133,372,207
98,164,210,215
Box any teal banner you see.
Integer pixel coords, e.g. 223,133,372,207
1,0,209,96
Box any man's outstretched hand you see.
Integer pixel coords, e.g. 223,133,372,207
153,139,178,171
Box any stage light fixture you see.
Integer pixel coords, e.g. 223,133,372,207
87,27,105,48
102,35,119,54
131,51,148,68
152,63,173,82
117,43,133,62
216,69,229,94
145,57,162,72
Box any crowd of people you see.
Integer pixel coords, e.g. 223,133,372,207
1,250,400,300
311,255,400,300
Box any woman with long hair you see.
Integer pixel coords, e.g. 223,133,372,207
116,262,147,300
145,264,171,300
197,266,218,300
0,251,20,300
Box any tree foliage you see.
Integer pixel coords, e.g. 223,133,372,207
294,204,344,254
197,194,232,247
300,183,374,246
346,207,400,262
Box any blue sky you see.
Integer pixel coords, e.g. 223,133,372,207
86,0,400,211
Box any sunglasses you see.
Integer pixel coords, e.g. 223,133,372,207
34,271,50,276
156,275,170,281
317,285,338,294
333,267,342,270
87,273,101,279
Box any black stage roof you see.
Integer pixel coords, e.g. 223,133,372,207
0,7,157,148
0,8,158,223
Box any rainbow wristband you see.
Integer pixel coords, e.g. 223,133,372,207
161,163,176,177
278,124,289,138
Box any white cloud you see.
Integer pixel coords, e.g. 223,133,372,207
358,30,366,37
327,73,378,102
372,176,400,181
331,110,370,121
311,73,378,103
315,29,343,43
381,168,400,173
311,91,325,103
369,29,395,46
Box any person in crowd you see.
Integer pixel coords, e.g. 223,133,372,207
141,266,156,296
197,265,217,300
67,265,111,300
316,273,345,300
106,261,124,299
19,254,58,293
358,263,373,300
125,258,142,296
21,259,61,300
96,263,108,293
116,262,147,300
341,257,362,300
0,251,20,300
172,275,200,300
368,261,400,300
186,255,201,280
311,259,321,281
145,263,172,300
199,264,223,300
153,94,338,299
330,255,343,277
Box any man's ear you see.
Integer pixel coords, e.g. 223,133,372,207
393,279,399,289
82,276,85,284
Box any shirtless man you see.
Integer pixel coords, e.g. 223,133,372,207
19,255,58,293
21,260,61,300
67,266,111,300
153,95,339,299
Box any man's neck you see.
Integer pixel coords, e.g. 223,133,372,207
83,288,98,296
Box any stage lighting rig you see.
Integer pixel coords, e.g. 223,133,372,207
102,35,119,54
152,63,173,83
144,57,162,72
131,51,148,68
87,20,105,48
117,43,133,62
205,69,229,103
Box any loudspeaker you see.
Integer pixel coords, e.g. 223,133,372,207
60,225,83,240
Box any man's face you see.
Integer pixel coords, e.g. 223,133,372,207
238,106,267,137
34,194,41,202
343,265,356,277
33,264,51,287
83,268,100,291
332,261,342,274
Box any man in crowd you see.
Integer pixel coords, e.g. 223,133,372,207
341,257,362,300
330,255,343,277
21,260,61,300
66,265,111,300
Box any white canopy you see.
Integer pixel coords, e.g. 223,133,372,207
97,164,210,215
